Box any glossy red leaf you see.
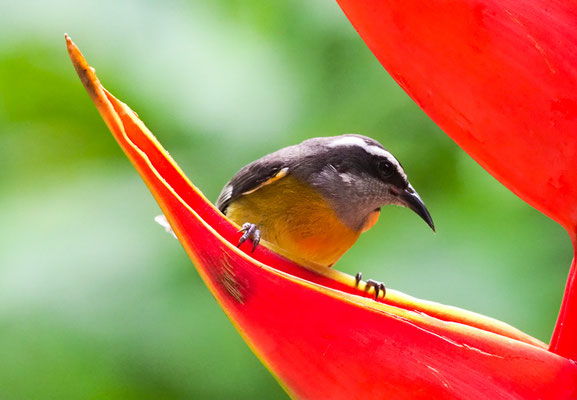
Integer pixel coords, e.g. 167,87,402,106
67,36,577,399
336,0,577,360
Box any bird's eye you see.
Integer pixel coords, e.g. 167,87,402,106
377,160,394,177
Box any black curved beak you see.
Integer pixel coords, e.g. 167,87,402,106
399,187,435,232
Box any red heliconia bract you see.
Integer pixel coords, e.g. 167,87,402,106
67,33,577,399
336,0,577,361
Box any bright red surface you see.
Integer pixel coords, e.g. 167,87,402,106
67,35,577,398
107,93,577,400
336,0,577,360
102,89,577,400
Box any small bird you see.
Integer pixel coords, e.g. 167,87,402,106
216,134,434,297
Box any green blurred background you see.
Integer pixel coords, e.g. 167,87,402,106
0,0,572,398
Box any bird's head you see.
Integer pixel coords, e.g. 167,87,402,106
299,134,435,233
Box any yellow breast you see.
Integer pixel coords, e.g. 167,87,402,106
225,176,361,267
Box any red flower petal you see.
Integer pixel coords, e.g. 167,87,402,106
67,35,577,398
336,0,577,360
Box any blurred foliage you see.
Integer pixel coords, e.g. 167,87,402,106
0,0,572,399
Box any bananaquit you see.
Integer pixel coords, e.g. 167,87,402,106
216,134,434,276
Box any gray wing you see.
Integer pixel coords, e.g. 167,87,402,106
216,159,289,213
215,137,332,213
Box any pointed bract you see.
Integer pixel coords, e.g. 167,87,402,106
67,35,577,399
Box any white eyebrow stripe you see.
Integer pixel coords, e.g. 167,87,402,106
328,136,390,158
327,136,407,180
327,136,372,150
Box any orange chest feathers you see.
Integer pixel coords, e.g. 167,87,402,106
225,176,364,267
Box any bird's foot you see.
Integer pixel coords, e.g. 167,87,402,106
237,223,261,252
355,272,386,300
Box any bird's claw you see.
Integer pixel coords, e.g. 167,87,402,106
237,223,261,252
355,272,386,300
355,272,363,286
